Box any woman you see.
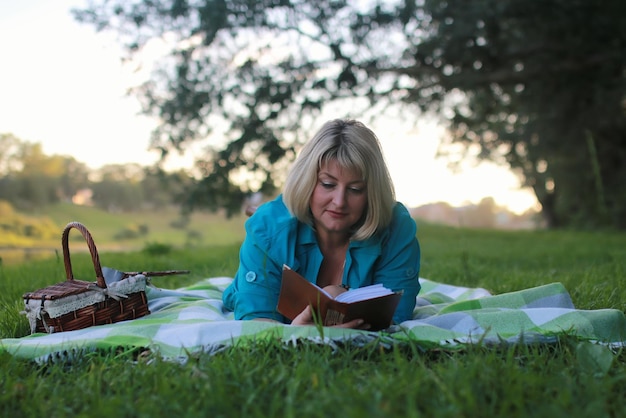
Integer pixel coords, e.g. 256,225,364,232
222,119,421,329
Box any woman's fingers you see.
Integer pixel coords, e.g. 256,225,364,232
291,305,370,330
334,318,371,330
291,305,314,325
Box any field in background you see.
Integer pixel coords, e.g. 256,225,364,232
0,202,248,265
2,218,625,335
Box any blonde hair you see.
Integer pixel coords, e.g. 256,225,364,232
283,119,396,241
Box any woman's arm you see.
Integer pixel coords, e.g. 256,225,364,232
373,204,421,323
223,236,287,321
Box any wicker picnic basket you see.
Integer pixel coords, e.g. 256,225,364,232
21,221,187,334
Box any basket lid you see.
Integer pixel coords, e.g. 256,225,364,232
23,279,96,301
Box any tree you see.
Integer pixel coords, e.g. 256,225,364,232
0,135,91,209
88,163,193,211
0,133,22,175
57,157,92,202
140,166,196,209
90,164,146,211
73,0,626,227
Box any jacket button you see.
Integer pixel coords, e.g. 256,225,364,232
245,271,257,282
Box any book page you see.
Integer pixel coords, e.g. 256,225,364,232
335,284,394,303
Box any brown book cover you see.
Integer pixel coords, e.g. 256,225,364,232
277,265,402,331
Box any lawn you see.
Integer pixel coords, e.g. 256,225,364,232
1,221,625,417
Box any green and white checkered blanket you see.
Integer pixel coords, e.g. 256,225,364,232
2,277,625,362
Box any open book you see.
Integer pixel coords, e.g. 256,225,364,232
277,265,402,331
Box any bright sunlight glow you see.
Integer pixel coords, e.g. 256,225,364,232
0,0,539,214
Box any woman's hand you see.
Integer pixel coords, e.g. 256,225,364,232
290,305,371,330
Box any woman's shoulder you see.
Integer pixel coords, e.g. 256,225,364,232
365,202,418,259
380,202,417,241
245,194,298,239
357,202,416,247
391,201,416,227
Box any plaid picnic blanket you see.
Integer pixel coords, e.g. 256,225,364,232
2,277,625,362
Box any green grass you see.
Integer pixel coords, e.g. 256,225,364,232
1,221,625,417
2,340,624,418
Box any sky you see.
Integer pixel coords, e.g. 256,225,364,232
0,0,539,214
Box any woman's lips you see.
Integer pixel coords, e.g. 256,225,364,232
326,210,346,218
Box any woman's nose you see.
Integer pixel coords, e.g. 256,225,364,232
332,188,347,206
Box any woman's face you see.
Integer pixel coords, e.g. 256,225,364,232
310,159,368,239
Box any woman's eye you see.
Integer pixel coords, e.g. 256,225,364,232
321,182,335,189
349,187,364,194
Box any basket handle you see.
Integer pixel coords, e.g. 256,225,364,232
62,222,106,289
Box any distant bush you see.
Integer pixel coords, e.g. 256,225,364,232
113,223,149,240
0,200,59,244
142,242,172,256
169,217,190,229
185,230,203,246
0,200,15,217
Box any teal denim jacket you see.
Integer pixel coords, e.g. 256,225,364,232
222,195,421,324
